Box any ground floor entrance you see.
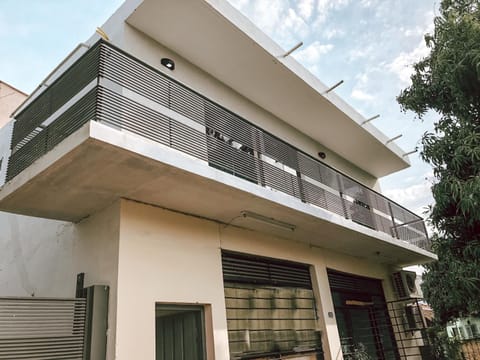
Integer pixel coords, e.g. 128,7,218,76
328,270,400,360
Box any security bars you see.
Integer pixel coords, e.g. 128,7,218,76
222,251,323,359
7,40,430,251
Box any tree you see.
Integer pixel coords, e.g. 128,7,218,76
397,0,480,325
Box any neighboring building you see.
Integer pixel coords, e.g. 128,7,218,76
447,317,480,340
0,1,437,359
0,81,27,128
0,81,27,183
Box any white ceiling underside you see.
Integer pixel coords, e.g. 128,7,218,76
126,0,410,178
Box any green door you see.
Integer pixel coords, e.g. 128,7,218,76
155,305,205,360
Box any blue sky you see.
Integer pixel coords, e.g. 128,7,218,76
0,0,437,216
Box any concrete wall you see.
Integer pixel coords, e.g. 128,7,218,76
120,24,380,190
116,199,397,360
0,202,121,360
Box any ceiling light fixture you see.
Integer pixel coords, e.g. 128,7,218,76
240,211,296,231
161,58,175,70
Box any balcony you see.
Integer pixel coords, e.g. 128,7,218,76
0,40,432,263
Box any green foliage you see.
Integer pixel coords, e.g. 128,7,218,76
397,0,480,324
345,343,372,360
426,325,462,360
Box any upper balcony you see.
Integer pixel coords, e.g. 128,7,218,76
0,40,434,265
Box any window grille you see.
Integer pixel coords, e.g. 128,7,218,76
222,251,323,359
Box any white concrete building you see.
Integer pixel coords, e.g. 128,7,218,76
0,1,436,359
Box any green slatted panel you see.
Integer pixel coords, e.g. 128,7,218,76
221,251,323,359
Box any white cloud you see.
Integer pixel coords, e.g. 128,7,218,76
348,45,374,61
384,173,434,216
293,41,334,64
250,0,287,35
313,0,350,27
350,71,376,102
351,89,374,101
284,8,309,37
323,28,345,40
387,38,429,85
297,0,314,20
360,0,379,7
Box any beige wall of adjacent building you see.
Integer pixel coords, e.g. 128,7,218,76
116,198,397,360
0,81,27,128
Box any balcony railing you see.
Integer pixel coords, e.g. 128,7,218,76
6,40,430,251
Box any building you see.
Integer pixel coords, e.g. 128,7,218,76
0,81,27,129
0,0,436,359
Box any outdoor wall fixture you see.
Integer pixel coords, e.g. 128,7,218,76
161,58,175,70
361,114,380,126
240,211,296,231
322,80,344,94
402,148,418,157
280,41,303,58
318,152,326,159
386,134,403,144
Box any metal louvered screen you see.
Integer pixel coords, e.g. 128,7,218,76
0,297,86,360
222,251,312,289
7,39,430,252
221,251,323,359
327,269,385,296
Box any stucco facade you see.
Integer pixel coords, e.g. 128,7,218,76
0,1,436,359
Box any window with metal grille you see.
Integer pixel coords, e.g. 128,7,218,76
221,251,323,359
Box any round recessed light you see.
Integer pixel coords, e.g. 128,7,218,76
161,58,175,70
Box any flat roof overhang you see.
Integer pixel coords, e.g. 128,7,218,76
0,121,435,267
126,0,409,178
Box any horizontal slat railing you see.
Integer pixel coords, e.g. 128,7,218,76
0,297,86,360
7,40,430,251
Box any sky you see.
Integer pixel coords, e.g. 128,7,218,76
0,0,437,218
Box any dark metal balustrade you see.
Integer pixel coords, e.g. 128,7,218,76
6,40,430,251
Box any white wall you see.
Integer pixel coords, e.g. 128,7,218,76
0,121,13,187
0,202,121,360
116,199,397,360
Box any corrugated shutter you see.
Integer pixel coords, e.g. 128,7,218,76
222,251,312,289
0,297,86,360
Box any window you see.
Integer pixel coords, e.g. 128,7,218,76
155,304,206,360
221,251,323,359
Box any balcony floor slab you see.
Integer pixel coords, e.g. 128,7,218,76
0,121,436,266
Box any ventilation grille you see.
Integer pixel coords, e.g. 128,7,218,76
327,269,384,296
222,251,312,289
0,297,86,360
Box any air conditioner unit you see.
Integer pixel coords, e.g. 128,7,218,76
392,271,421,299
